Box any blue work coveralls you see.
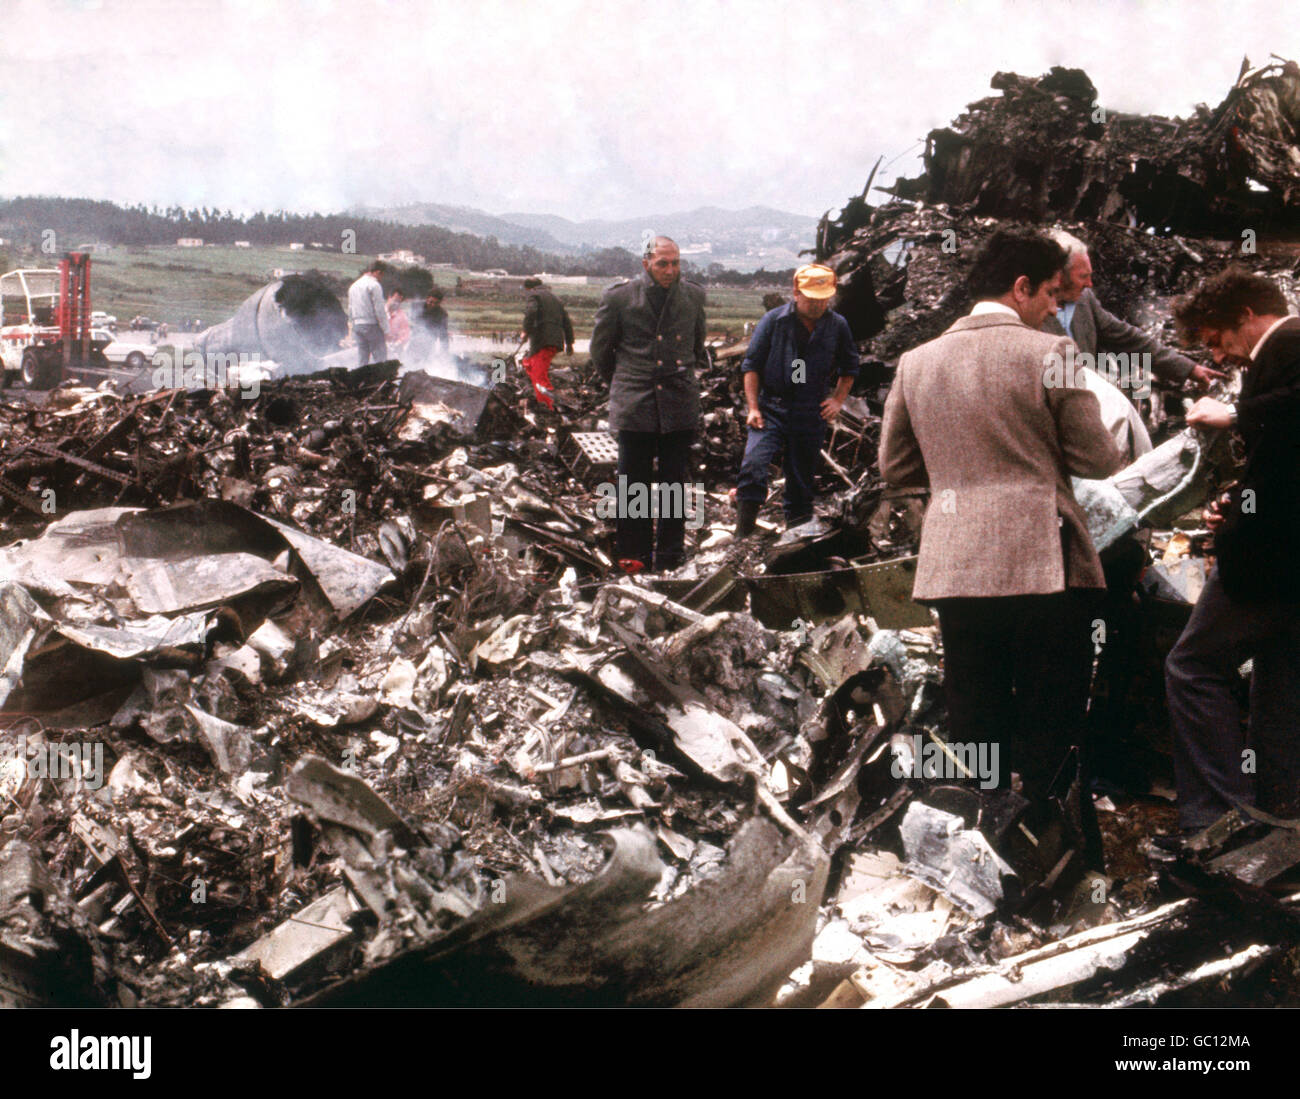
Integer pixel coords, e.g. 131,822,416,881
737,302,859,522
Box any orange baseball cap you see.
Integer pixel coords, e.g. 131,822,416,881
794,264,837,299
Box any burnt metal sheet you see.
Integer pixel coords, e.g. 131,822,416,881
798,618,870,690
232,885,362,983
1208,826,1300,886
287,756,426,851
264,517,395,621
123,553,297,615
748,555,930,630
0,582,48,709
119,500,393,622
56,611,211,661
899,802,1018,919
301,818,828,1008
587,633,753,786
0,507,135,597
397,371,492,424
651,563,746,614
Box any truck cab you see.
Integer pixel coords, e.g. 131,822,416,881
0,259,110,388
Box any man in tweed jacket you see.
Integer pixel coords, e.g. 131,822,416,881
880,229,1122,862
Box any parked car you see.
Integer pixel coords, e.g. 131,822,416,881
90,311,117,332
91,328,156,370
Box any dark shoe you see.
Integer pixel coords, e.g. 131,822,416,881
653,553,685,573
736,499,759,537
1148,830,1196,857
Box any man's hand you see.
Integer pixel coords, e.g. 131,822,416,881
1204,491,1231,532
1186,397,1235,430
746,407,764,429
820,394,845,422
1190,363,1227,390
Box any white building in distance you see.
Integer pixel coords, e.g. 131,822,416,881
379,249,426,266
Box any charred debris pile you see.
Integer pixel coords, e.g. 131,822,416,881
818,57,1300,355
895,59,1300,233
0,356,1294,1008
1,62,1300,1009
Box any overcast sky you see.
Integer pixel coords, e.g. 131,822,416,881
0,0,1293,224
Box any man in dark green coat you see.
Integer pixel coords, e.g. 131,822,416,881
590,236,707,572
521,278,573,408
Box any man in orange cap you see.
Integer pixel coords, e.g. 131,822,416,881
736,264,859,533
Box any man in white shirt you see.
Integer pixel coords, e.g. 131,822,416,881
348,262,390,367
1161,270,1300,841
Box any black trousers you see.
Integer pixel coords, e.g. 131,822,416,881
1089,536,1148,783
615,429,694,570
935,589,1102,861
1165,565,1300,830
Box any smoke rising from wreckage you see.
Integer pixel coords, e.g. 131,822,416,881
0,59,1297,1010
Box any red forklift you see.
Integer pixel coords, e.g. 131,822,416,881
0,252,111,389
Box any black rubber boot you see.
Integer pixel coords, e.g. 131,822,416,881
736,499,759,537
654,553,685,573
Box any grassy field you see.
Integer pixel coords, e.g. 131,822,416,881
84,245,775,342
86,245,370,329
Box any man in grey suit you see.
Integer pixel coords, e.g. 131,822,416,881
880,229,1123,861
590,237,707,572
1043,230,1223,391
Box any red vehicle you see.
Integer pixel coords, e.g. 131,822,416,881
0,253,111,389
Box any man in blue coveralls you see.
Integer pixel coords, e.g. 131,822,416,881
736,264,859,534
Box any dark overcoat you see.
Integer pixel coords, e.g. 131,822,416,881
590,273,707,433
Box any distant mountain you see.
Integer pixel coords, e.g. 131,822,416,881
0,196,595,276
500,205,818,252
349,202,574,253
356,202,818,271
